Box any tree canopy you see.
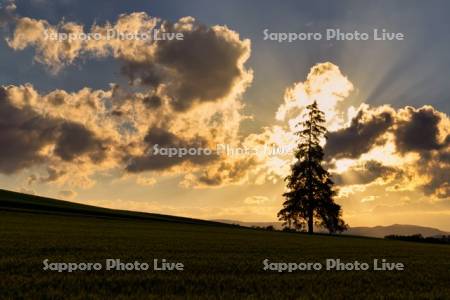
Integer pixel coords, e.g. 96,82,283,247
278,101,347,234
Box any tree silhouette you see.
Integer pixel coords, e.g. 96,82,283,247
278,101,347,234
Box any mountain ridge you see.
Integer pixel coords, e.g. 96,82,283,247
212,219,449,238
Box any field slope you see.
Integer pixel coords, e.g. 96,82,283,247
1,189,449,299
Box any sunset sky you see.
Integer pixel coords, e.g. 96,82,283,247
0,0,449,230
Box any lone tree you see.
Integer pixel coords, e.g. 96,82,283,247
278,101,347,234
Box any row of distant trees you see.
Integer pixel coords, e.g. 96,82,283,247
249,226,450,244
385,234,450,245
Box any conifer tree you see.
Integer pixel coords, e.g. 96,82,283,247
278,101,347,234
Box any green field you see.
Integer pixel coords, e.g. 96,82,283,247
1,190,449,299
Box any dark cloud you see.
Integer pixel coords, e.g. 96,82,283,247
325,107,394,160
120,61,165,88
40,167,66,183
393,106,449,198
157,24,245,110
422,163,450,198
196,157,257,187
333,160,400,186
326,105,449,161
54,122,107,162
438,149,450,164
0,87,59,173
0,87,108,174
328,105,449,199
122,22,249,111
395,106,449,153
142,95,162,109
126,127,216,172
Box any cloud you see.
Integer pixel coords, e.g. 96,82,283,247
276,62,354,130
136,175,156,186
7,13,253,111
361,195,379,203
257,62,450,201
151,20,252,111
327,104,449,199
3,6,449,202
38,167,67,183
422,163,449,198
0,86,59,173
126,127,217,172
332,160,400,186
6,12,157,73
7,17,85,73
2,11,259,188
0,72,252,188
54,122,108,162
395,106,450,198
325,105,395,160
244,196,270,205
237,62,356,186
0,85,113,189
395,105,449,153
188,156,258,188
58,190,77,199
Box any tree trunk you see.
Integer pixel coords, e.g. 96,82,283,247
308,207,314,234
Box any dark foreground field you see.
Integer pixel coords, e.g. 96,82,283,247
1,190,449,299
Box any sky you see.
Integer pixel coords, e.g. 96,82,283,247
0,0,449,230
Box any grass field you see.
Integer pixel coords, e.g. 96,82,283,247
1,190,449,299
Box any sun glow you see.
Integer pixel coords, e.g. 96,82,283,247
333,158,357,173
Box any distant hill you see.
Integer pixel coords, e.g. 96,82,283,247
345,224,449,238
213,220,449,238
0,189,230,227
